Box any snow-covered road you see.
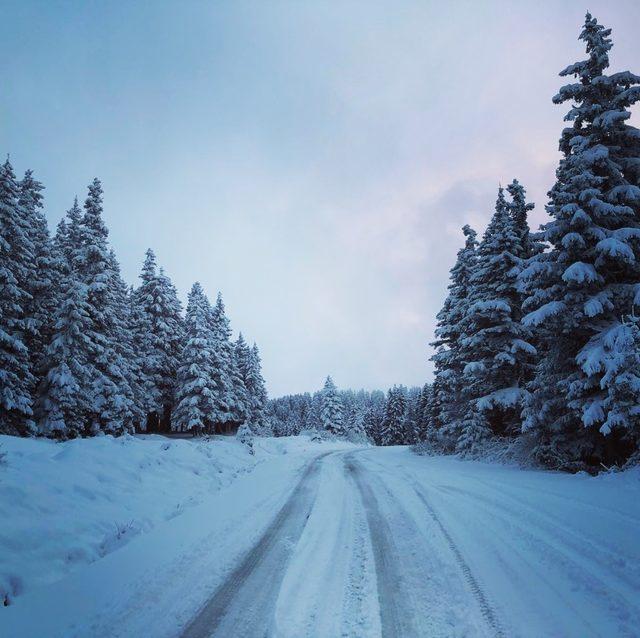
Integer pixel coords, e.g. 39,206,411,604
4,442,640,637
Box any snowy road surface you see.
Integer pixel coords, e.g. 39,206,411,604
4,443,640,637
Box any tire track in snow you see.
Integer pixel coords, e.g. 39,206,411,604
356,453,504,636
409,483,505,638
345,456,420,638
180,452,332,638
433,482,640,633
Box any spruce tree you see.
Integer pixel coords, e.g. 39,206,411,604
429,225,478,450
362,405,384,445
416,382,433,442
133,250,184,429
246,343,269,433
0,159,35,434
379,385,407,446
35,276,94,437
174,283,216,432
208,293,247,431
458,188,536,448
319,375,344,435
18,170,56,381
75,179,134,433
520,14,640,468
506,179,537,260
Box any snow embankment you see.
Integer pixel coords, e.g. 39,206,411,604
0,433,340,608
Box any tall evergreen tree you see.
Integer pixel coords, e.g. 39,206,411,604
76,179,134,433
18,170,56,380
458,188,536,449
133,250,183,429
35,276,94,437
246,343,269,432
319,375,344,435
429,225,478,450
416,382,433,442
506,179,537,260
362,404,384,445
379,385,407,445
208,293,248,431
0,159,35,434
174,283,216,432
520,14,640,468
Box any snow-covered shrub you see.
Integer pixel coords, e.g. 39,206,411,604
236,422,255,455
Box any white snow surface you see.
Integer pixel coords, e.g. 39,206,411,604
2,438,639,637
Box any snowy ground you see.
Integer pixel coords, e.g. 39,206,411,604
2,437,639,637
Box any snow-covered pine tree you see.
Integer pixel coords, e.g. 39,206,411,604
319,375,344,435
416,382,433,442
174,283,217,433
133,250,184,430
126,283,148,427
506,179,538,261
234,333,251,384
458,187,536,450
56,197,83,272
105,250,142,430
362,404,384,445
0,159,35,434
519,14,640,468
35,275,94,437
344,404,368,443
18,170,56,382
76,179,134,433
236,421,255,454
246,343,269,433
402,386,423,444
379,385,407,446
429,225,478,450
208,293,248,432
233,333,253,428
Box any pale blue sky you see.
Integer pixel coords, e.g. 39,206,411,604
2,1,639,395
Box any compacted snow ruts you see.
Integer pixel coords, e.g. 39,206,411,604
181,453,330,637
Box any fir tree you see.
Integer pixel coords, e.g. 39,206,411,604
174,283,217,432
208,293,248,431
458,187,536,447
416,382,433,442
133,250,184,429
0,159,35,434
506,179,537,260
76,179,134,433
379,385,407,446
18,170,56,380
520,14,640,468
246,343,269,433
35,276,94,437
319,376,344,435
429,225,478,450
362,405,384,445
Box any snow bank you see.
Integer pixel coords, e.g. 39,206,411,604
0,433,341,606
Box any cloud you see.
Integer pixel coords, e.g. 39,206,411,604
3,0,640,395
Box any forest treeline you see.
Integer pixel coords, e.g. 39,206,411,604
269,376,429,445
0,173,268,438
